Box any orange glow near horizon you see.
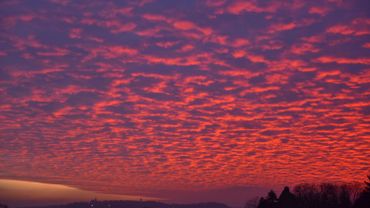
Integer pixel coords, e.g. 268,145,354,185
0,179,159,206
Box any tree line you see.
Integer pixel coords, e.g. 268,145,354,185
245,176,370,208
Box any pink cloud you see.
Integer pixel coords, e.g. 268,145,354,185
327,18,370,36
69,28,82,39
308,6,330,16
226,1,278,14
315,56,370,65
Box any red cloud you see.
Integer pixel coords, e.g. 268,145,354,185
80,18,136,34
315,56,370,65
173,21,197,30
178,44,194,52
142,13,168,22
290,43,320,55
327,18,370,36
173,21,213,36
69,28,82,39
363,42,370,48
227,1,278,14
268,22,297,33
0,51,7,56
230,38,250,48
308,6,330,16
37,48,70,57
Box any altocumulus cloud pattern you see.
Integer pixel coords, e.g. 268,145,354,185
0,0,369,198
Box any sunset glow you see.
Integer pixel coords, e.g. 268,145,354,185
0,0,369,207
0,179,157,206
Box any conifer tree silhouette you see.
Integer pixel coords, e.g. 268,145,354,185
353,175,370,208
277,186,298,208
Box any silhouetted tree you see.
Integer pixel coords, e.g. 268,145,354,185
252,177,369,208
339,185,352,208
294,183,321,208
89,198,98,208
319,183,340,208
267,190,278,208
244,196,259,208
0,202,8,208
346,182,363,204
257,197,267,208
277,186,298,208
268,190,278,202
353,175,370,208
257,190,278,208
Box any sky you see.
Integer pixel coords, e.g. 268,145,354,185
0,0,369,207
0,179,159,207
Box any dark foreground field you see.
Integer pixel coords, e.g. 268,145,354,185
22,200,230,208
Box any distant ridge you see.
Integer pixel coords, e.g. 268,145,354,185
23,200,231,208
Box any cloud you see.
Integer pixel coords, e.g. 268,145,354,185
315,56,370,65
0,1,369,208
326,18,370,36
0,179,158,207
226,1,279,14
308,6,330,16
